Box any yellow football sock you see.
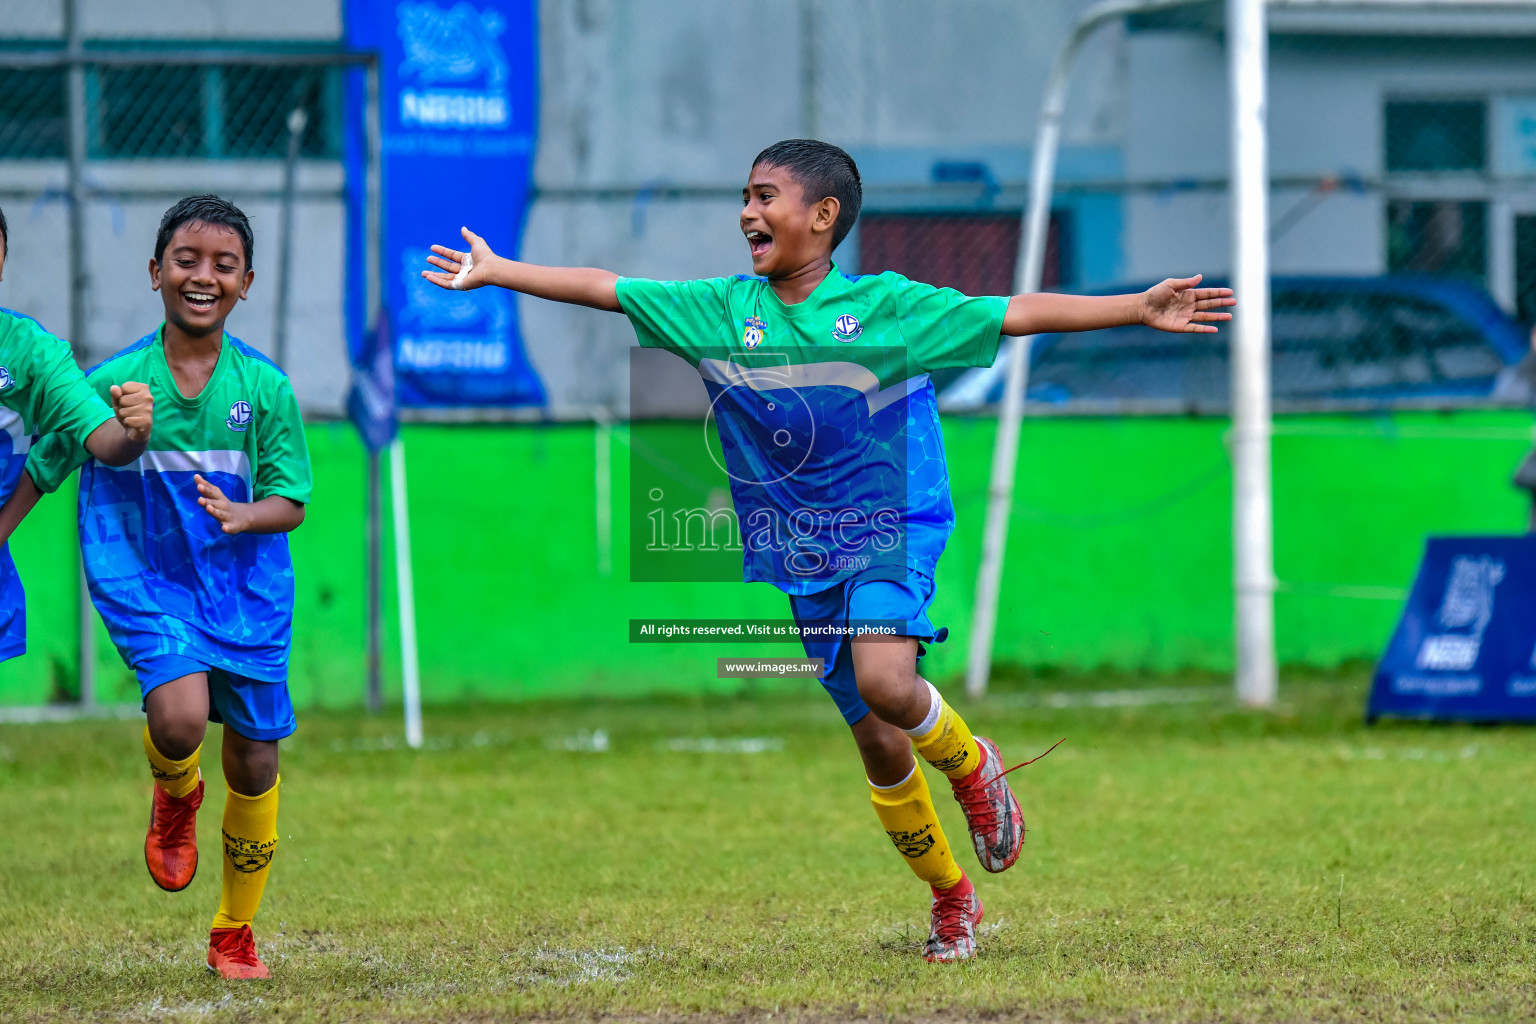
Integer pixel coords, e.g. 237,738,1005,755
143,725,201,799
908,682,981,780
212,778,279,930
869,764,963,891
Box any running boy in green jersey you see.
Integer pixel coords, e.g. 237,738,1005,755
7,195,311,979
423,140,1234,961
0,204,157,661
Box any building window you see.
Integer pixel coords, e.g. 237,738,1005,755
96,65,207,158
0,54,339,160
1387,200,1487,284
1516,214,1536,326
94,63,337,159
1385,99,1486,173
0,68,68,157
218,65,334,158
1384,99,1490,289
858,211,1070,296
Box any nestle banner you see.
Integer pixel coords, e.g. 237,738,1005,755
1370,535,1536,723
346,0,545,408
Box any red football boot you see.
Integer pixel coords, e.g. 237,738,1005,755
924,874,984,962
208,925,270,980
950,737,1025,873
144,777,203,892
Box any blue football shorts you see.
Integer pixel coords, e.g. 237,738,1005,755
788,569,949,726
137,653,296,742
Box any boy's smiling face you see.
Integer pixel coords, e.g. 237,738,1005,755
150,221,253,337
741,163,840,278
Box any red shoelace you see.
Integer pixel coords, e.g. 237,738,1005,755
930,886,977,946
151,790,199,849
211,926,263,967
952,738,1066,834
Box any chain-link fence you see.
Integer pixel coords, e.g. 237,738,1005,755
833,8,1536,416
0,48,376,416
4,7,1529,422
6,1,1536,708
518,0,1536,693
735,1,1536,420
518,1,1536,420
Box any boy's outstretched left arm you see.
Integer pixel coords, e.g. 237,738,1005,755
1002,275,1235,337
194,475,305,535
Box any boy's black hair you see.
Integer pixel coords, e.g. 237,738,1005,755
0,203,8,257
155,194,253,269
752,139,862,250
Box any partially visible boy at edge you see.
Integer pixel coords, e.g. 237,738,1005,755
423,139,1234,961
1,195,311,980
0,203,156,662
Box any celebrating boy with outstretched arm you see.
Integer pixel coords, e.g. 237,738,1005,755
424,139,1233,962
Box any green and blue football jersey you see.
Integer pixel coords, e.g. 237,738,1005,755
0,308,116,660
27,326,312,680
617,266,1005,595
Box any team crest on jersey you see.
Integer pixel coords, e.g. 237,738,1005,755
832,313,862,342
741,316,766,350
226,400,253,432
0,366,13,390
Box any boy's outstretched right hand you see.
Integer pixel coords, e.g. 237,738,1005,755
422,226,498,292
110,381,154,442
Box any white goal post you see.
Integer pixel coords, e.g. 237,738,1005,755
962,0,1276,705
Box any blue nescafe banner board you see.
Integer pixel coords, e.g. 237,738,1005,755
346,0,546,408
1370,535,1536,723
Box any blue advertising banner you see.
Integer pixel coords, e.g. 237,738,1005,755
346,0,545,409
1370,535,1536,723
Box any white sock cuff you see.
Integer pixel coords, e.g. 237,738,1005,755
901,680,944,738
868,763,919,791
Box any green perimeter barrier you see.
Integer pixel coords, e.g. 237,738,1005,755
2,410,1529,707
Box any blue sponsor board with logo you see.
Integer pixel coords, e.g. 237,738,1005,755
1370,535,1536,722
345,0,545,409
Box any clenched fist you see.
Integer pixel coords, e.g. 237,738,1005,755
110,381,154,442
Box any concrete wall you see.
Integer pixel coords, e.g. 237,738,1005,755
0,162,350,412
1122,29,1536,283
0,0,1117,417
0,0,342,39
15,2,1530,415
6,411,1530,705
0,0,350,410
520,0,1116,416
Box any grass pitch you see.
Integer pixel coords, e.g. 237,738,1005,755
3,670,1536,1023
